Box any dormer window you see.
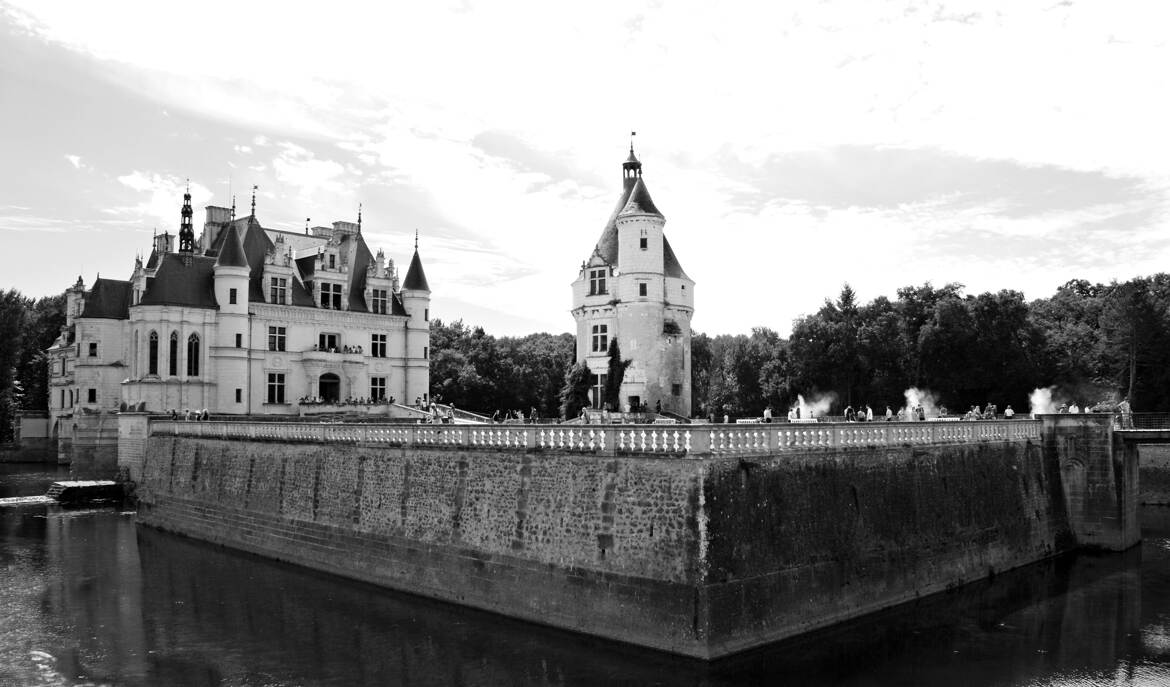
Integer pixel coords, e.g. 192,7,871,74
589,269,607,296
371,289,388,314
270,277,288,305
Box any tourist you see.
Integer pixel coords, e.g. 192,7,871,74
655,399,662,414
844,405,855,422
939,406,948,417
1004,405,1015,418
787,407,796,422
763,405,773,423
916,405,925,421
885,406,893,421
865,405,874,422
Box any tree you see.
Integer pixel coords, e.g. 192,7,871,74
603,339,631,411
560,360,592,419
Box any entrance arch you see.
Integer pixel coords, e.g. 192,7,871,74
319,373,341,403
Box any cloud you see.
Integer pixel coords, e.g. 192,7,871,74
110,171,212,228
272,142,346,199
64,154,82,169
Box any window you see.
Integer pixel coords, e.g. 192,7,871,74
88,342,97,357
638,282,648,297
229,287,238,304
423,346,429,359
267,373,286,404
319,333,339,352
270,277,288,305
320,282,343,310
371,288,389,314
148,331,159,375
329,254,336,269
588,269,607,296
591,324,608,353
424,308,429,321
60,389,64,408
672,383,681,396
370,376,386,401
169,331,179,376
60,358,66,375
268,326,286,352
87,388,96,403
187,334,200,376
235,388,242,403
590,373,607,410
371,333,387,358
235,333,243,348
640,229,648,250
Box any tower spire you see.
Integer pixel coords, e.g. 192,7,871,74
623,132,642,188
178,181,195,254
414,229,419,251
250,184,258,217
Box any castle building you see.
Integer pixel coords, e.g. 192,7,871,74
46,187,430,429
570,147,694,416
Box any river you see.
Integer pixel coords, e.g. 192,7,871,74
2,463,1169,686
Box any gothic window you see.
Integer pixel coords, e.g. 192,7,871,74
187,334,200,376
270,277,288,305
169,331,179,376
591,324,608,353
371,289,388,314
148,331,159,375
589,269,607,296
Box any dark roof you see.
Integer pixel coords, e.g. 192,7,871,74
145,249,159,269
590,175,686,278
618,177,661,217
403,249,430,291
80,278,132,319
138,254,218,308
663,237,689,280
214,223,250,268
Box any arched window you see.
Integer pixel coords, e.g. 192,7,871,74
169,331,179,376
148,331,159,375
187,333,200,376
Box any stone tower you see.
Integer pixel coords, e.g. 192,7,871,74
571,146,694,416
401,234,432,406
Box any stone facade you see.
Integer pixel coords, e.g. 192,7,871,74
571,149,694,416
46,189,432,432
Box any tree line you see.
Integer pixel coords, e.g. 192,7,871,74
0,290,65,442
2,275,1166,439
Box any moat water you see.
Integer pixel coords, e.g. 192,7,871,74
2,463,1169,686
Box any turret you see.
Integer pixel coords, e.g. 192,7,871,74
178,183,195,255
213,223,250,315
401,233,432,404
65,275,85,328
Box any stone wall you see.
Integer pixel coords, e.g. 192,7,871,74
1138,444,1170,505
132,421,1094,659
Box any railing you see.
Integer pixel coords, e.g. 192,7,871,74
149,418,1042,458
1124,413,1170,430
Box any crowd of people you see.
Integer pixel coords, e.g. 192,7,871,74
297,395,396,406
168,408,210,421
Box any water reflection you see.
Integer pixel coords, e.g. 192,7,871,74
2,463,1170,686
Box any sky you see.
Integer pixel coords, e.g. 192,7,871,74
2,1,1169,337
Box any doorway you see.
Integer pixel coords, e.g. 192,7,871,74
319,373,341,403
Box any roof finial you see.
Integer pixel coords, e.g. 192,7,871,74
414,229,419,251
230,195,236,220
305,217,310,235
357,203,363,233
250,184,258,217
630,130,636,155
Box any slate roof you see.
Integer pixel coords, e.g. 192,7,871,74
590,171,688,280
80,278,133,319
214,223,249,268
138,255,219,308
137,214,409,315
403,249,430,291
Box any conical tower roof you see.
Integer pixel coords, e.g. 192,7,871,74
214,223,250,269
403,248,430,291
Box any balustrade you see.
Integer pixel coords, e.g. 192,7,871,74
147,418,1043,458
